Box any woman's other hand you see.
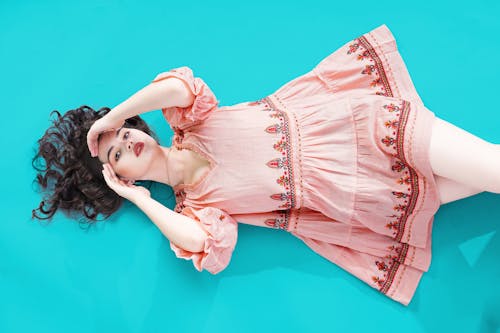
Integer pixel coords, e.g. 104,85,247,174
101,163,151,202
87,114,125,157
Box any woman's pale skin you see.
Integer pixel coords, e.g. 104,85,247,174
86,71,500,262
96,127,184,187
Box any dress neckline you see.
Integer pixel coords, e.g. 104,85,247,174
172,141,217,192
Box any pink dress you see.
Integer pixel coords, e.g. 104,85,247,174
150,24,441,306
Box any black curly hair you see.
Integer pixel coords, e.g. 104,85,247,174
32,105,160,227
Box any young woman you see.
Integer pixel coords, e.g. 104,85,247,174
32,24,498,306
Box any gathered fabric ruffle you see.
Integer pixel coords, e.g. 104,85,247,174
169,206,238,274
293,231,427,306
151,66,220,129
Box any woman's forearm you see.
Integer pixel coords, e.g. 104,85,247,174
106,77,195,122
132,194,208,253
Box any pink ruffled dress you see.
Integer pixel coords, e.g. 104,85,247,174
150,24,441,306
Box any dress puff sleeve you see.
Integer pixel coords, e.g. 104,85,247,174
151,66,220,129
169,206,238,274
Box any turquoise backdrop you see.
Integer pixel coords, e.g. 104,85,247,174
1,0,499,332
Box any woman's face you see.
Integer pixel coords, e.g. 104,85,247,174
97,127,158,180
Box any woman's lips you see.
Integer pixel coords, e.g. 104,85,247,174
134,142,144,157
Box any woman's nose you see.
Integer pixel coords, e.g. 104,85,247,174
119,135,133,152
126,140,134,152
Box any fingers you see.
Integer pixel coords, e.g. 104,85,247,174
87,126,116,157
101,164,114,187
87,128,102,157
87,131,96,157
103,163,130,188
103,163,119,183
87,128,105,157
101,165,112,189
101,164,143,200
102,163,114,183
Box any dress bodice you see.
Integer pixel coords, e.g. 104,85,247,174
171,98,306,216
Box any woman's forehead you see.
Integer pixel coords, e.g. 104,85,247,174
97,130,119,161
98,129,119,144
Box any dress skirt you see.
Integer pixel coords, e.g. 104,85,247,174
264,23,441,306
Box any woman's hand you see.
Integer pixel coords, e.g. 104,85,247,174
87,114,125,157
101,163,151,202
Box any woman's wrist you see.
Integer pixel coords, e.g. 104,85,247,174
130,191,151,206
104,107,126,123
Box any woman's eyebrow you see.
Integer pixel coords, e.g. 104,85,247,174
106,128,123,163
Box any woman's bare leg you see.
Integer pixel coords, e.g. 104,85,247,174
429,116,500,194
434,174,484,205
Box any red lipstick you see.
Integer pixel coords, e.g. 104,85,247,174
134,142,144,157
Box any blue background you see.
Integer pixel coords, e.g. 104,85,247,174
1,0,499,332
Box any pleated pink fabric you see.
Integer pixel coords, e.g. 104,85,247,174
150,24,441,306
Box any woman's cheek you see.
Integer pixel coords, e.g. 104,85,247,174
113,160,129,178
119,156,139,178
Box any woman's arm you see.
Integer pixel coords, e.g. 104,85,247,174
101,163,206,252
87,77,195,157
106,77,195,123
132,194,209,253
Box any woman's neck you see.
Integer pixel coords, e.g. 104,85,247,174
142,145,186,187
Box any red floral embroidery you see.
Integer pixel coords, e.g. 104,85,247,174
172,126,185,147
372,242,410,291
174,189,187,213
347,36,394,97
357,50,371,61
384,119,399,129
347,42,360,54
265,124,282,134
370,77,382,88
273,140,287,152
266,157,286,168
264,209,290,229
391,161,407,172
383,103,401,112
377,101,418,235
346,34,421,295
361,64,377,75
246,97,298,214
381,135,396,147
392,190,409,198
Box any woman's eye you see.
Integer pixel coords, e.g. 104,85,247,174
115,150,121,162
